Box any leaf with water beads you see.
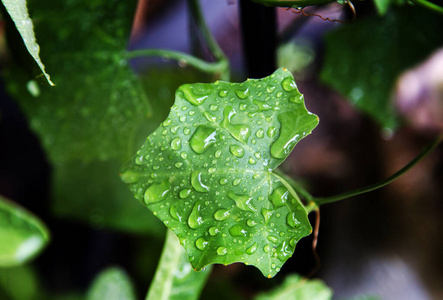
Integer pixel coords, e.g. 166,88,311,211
121,68,319,278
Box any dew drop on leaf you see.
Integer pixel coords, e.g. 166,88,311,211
195,237,209,250
214,209,230,221
229,224,247,237
179,189,192,199
281,77,297,92
188,202,204,229
235,88,250,99
246,242,258,255
216,247,228,256
169,205,182,222
227,191,256,212
229,144,245,158
170,137,182,150
189,125,217,154
144,180,170,205
191,171,209,192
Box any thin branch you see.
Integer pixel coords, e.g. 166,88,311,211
313,136,442,206
410,0,443,14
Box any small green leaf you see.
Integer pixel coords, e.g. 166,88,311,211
255,274,332,300
146,230,211,300
0,196,50,267
87,267,136,300
122,68,319,278
1,0,53,85
321,6,443,130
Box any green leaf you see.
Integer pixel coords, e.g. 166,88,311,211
373,0,405,15
320,6,443,130
1,0,53,85
87,267,136,300
147,230,211,300
0,266,40,300
4,0,144,163
121,68,319,278
0,196,50,267
255,274,332,300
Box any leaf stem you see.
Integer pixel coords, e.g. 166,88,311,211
410,0,443,14
187,0,230,80
125,49,227,76
312,136,442,206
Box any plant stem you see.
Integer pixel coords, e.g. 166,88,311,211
125,49,227,76
187,0,230,80
410,0,443,14
313,136,442,206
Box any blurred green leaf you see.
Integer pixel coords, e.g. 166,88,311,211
255,274,332,300
147,230,212,300
0,196,50,267
122,68,318,278
87,267,136,300
1,0,53,85
321,6,443,130
0,265,40,300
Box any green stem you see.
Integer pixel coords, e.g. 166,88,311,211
410,0,443,14
313,136,442,206
251,0,335,8
125,49,227,75
187,0,230,80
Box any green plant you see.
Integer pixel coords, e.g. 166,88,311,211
0,0,442,299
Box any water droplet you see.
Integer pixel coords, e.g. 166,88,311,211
261,208,273,222
264,244,270,253
247,219,257,227
214,209,230,221
180,84,209,106
267,235,278,243
144,180,170,205
218,90,228,97
170,205,182,221
255,129,264,138
246,242,258,254
209,227,219,236
281,77,297,92
190,125,217,154
179,116,187,122
229,224,247,237
179,189,192,199
228,191,256,212
191,171,209,192
217,247,228,256
286,212,301,228
171,137,182,150
188,202,204,229
270,186,289,208
235,88,250,99
267,86,276,93
289,94,303,104
163,118,172,126
181,152,188,159
219,178,228,185
267,127,277,138
184,128,191,135
203,112,217,122
221,106,251,143
254,152,261,159
208,167,216,174
248,157,256,165
175,162,183,168
120,170,141,183
195,237,209,250
271,111,314,159
215,150,222,158
229,144,245,158
239,103,247,111
253,99,272,111
290,237,297,247
276,241,293,262
276,92,283,98
135,155,144,165
162,129,168,136
210,104,218,111
233,178,241,186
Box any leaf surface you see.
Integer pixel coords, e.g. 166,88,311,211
255,274,332,300
321,6,443,130
0,196,50,267
1,0,53,85
122,68,319,277
87,267,136,300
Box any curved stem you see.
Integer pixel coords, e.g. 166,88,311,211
313,136,442,206
251,0,335,8
410,0,443,14
187,0,230,80
125,49,227,75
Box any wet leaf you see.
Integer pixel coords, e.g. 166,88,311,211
321,6,443,130
1,0,53,85
255,274,332,300
0,196,50,267
87,267,136,300
121,68,319,278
